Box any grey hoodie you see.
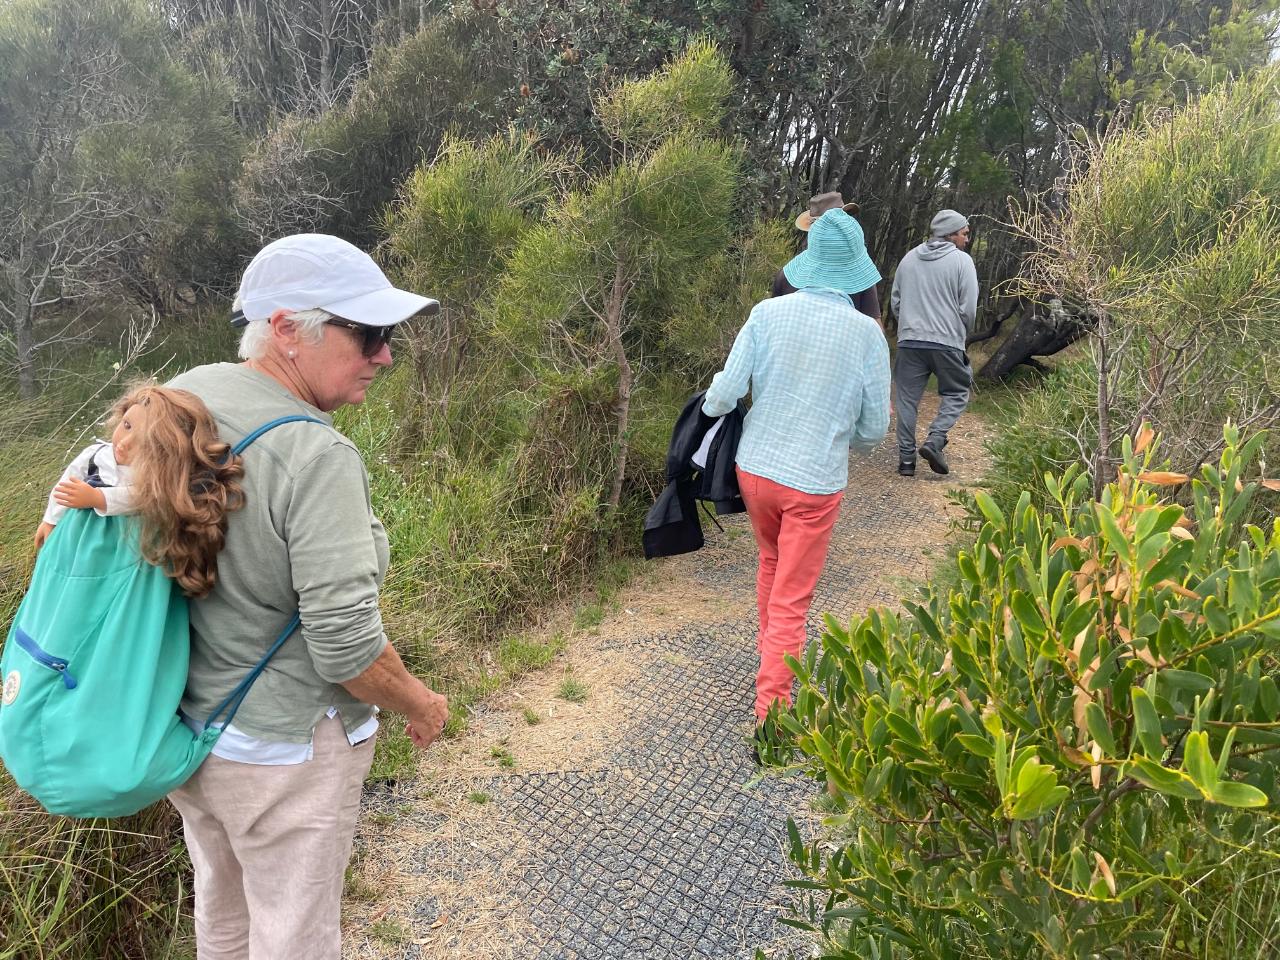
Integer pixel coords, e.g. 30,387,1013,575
890,239,978,350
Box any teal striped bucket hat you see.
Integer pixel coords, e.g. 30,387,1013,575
782,209,882,294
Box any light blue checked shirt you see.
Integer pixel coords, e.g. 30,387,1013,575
702,288,891,495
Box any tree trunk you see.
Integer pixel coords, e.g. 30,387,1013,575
604,259,633,512
978,301,1092,380
1093,310,1112,499
319,0,334,107
13,291,36,400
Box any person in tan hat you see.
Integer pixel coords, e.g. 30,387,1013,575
771,192,882,324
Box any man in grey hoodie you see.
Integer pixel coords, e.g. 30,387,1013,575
890,209,978,476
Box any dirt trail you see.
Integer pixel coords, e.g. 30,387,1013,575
343,402,990,960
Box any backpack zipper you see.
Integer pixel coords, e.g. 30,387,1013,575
14,627,78,690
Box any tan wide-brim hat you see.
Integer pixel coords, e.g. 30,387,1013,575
796,191,861,231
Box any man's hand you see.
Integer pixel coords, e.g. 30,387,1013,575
33,521,55,551
404,690,449,749
53,477,106,512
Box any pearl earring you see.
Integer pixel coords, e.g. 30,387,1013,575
288,350,296,358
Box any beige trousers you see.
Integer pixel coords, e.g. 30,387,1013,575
168,716,376,960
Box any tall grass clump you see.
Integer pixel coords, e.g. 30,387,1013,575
1004,65,1280,505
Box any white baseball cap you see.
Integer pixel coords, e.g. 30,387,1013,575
232,234,438,327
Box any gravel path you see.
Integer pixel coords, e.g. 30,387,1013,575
343,405,988,960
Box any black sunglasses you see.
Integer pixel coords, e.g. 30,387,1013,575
326,319,397,357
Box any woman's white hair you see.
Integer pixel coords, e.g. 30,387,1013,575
235,300,333,360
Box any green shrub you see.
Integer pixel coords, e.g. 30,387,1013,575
233,12,510,247
779,425,1280,959
1015,66,1280,494
983,359,1097,515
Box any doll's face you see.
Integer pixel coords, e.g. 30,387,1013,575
111,403,148,465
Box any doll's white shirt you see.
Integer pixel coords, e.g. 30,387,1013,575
41,441,135,525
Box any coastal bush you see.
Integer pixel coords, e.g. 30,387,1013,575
983,360,1097,515
1014,66,1280,497
779,425,1280,958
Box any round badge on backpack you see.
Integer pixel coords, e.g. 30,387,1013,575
2,670,19,706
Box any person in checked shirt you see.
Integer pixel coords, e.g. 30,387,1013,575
702,208,891,738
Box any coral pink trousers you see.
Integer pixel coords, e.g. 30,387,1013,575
737,467,843,719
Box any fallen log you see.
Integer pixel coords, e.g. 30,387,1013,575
977,299,1093,380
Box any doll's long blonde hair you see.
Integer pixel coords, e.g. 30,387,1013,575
107,385,244,598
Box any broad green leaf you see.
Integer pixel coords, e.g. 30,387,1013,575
1230,568,1260,619
1260,677,1280,717
884,712,922,746
1124,757,1201,800
973,491,1005,527
1070,847,1090,889
956,734,995,759
1085,702,1118,756
1131,688,1164,759
1010,591,1047,635
1207,780,1268,807
1181,731,1217,790
1096,503,1130,558
1005,752,1069,818
1203,595,1231,633
1159,669,1215,695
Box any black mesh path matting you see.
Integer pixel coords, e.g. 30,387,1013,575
484,625,813,959
375,425,976,959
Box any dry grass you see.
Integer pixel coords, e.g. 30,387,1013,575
343,581,668,959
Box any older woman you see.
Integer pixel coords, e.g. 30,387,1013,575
703,210,891,731
166,234,448,959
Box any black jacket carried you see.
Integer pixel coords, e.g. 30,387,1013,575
642,391,746,559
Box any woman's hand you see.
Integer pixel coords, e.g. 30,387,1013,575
53,477,107,512
33,521,55,551
342,644,450,751
405,690,449,749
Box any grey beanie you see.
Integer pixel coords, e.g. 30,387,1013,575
930,209,969,238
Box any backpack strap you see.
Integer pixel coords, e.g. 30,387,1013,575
203,613,300,731
230,414,326,456
202,414,325,732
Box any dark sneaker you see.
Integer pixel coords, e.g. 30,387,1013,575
897,460,916,476
919,440,949,475
751,727,767,766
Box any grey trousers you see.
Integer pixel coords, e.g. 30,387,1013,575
895,345,972,461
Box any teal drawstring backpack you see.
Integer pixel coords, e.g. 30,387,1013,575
0,415,322,818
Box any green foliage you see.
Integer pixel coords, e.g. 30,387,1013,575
0,791,191,959
1070,68,1280,279
984,360,1098,515
483,44,742,387
595,37,732,151
0,0,243,394
234,12,510,247
557,672,590,704
664,218,792,379
1013,65,1280,498
779,425,1280,959
385,131,571,313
